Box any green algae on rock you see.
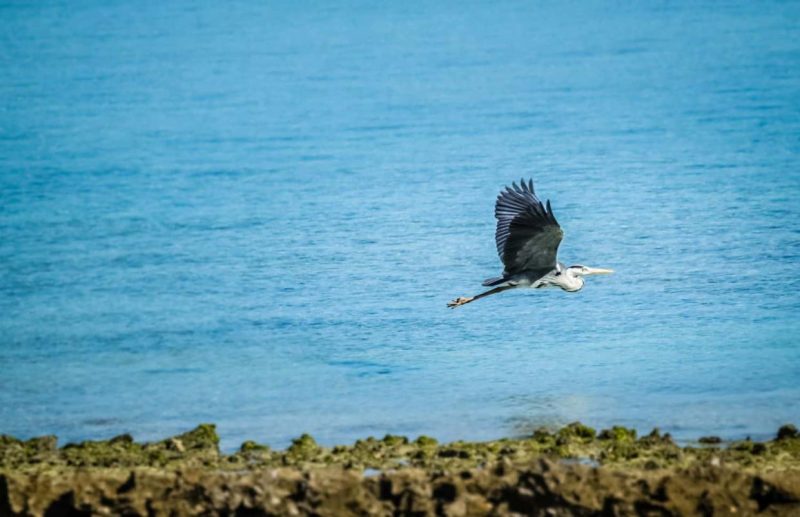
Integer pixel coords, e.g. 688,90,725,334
3,423,800,516
0,435,57,469
169,423,220,451
288,433,320,454
556,421,596,443
3,422,800,473
598,425,637,442
1,424,221,470
778,424,799,441
239,440,270,453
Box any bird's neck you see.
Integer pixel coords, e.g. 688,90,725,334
560,269,585,292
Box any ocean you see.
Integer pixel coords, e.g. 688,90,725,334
1,1,799,451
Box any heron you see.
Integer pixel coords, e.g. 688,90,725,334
448,179,613,308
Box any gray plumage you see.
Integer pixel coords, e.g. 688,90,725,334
486,179,563,285
448,178,613,308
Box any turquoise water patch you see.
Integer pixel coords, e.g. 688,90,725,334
1,1,799,451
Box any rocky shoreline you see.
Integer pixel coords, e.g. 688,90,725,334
2,423,799,516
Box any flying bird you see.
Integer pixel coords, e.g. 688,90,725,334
448,179,613,308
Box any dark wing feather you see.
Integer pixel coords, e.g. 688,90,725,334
494,178,563,274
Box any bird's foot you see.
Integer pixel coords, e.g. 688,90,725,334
447,296,474,308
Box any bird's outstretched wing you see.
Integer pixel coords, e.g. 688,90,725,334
495,179,563,275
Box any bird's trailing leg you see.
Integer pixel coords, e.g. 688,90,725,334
447,285,514,308
447,296,474,308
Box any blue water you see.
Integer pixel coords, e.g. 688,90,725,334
2,1,799,451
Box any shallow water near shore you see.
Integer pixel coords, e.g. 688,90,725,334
1,1,800,451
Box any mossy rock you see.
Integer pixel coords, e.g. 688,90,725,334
600,442,640,462
531,428,555,445
415,436,438,448
382,434,409,447
0,435,58,468
26,436,57,453
638,428,674,446
61,437,147,467
4,422,800,473
0,435,22,447
777,424,798,440
240,440,270,453
771,435,800,456
598,426,637,443
556,422,596,443
172,424,220,451
109,433,134,445
287,434,321,460
730,440,754,452
438,447,472,459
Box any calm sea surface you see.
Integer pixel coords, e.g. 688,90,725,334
2,1,799,451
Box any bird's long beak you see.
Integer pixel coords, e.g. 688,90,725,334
586,267,614,275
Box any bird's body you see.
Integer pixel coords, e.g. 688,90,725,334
487,263,584,291
448,179,612,308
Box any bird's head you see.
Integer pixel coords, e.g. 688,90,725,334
567,264,615,277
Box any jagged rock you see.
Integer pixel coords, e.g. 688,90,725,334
778,424,799,441
2,423,800,515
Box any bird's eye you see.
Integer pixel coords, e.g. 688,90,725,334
555,271,561,276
